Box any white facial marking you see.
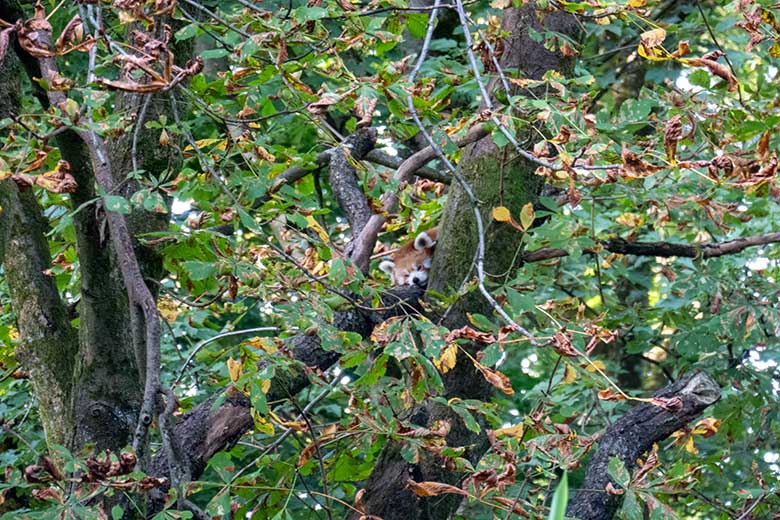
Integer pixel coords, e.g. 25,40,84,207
379,260,395,275
414,231,434,251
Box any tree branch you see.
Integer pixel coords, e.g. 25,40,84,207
0,7,78,448
521,232,780,263
567,371,721,520
25,8,162,461
328,128,376,238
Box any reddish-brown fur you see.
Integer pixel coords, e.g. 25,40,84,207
379,228,438,286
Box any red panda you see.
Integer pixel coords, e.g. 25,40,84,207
379,228,438,287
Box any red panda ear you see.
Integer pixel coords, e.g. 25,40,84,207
379,260,395,275
414,231,435,250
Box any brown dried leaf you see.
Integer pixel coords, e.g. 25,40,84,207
640,27,666,48
445,325,496,344
671,40,691,58
619,145,663,179
0,26,14,68
634,444,659,483
31,487,63,503
605,482,624,495
475,363,514,395
597,388,625,401
407,479,468,497
650,396,683,411
550,331,578,357
96,78,168,93
397,420,451,439
663,114,683,164
307,92,344,115
687,57,738,92
758,130,771,159
35,160,77,193
492,496,531,518
55,15,92,55
549,125,572,145
355,95,377,128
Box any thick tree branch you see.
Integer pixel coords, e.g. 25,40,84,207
568,371,721,520
522,232,780,263
0,9,78,448
328,128,376,238
26,9,162,460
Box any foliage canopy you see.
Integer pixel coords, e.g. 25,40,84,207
0,0,779,519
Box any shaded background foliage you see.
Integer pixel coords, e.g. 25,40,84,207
0,0,778,519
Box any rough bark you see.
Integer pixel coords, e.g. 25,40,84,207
352,7,579,520
0,11,79,448
567,371,721,520
329,129,376,238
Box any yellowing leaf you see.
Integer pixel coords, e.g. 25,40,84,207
584,360,606,373
519,202,535,231
305,214,330,242
245,336,279,354
563,362,577,383
615,212,644,228
227,357,243,383
628,0,646,6
494,423,525,438
433,343,458,373
492,206,512,222
252,409,275,435
685,434,698,454
692,417,721,438
260,379,271,394
183,138,226,152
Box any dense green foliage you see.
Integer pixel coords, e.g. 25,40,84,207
1,0,780,518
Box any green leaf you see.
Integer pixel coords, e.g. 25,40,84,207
467,313,494,331
103,195,131,214
175,23,199,41
405,13,430,39
183,261,217,281
608,456,630,487
111,505,124,520
547,471,568,520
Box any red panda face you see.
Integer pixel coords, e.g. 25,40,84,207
379,228,438,287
